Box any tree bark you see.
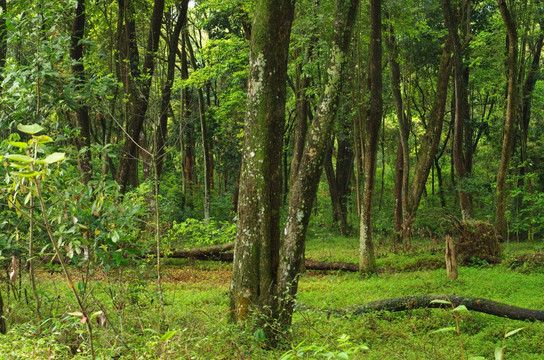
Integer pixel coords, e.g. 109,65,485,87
115,0,165,192
324,140,349,235
0,0,7,82
495,0,518,238
70,0,92,184
344,295,544,322
277,0,359,329
155,1,189,180
359,0,381,274
229,0,295,334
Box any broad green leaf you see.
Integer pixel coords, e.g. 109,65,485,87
5,154,33,163
337,352,349,359
43,152,66,164
17,123,44,134
453,305,468,312
67,311,84,317
505,327,524,338
430,299,452,305
468,357,486,360
429,327,456,334
6,141,29,149
160,330,176,342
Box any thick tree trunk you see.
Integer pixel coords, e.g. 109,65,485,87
155,2,189,180
277,0,359,328
345,295,544,322
495,0,518,238
116,0,165,192
359,0,382,274
70,0,92,184
229,0,295,334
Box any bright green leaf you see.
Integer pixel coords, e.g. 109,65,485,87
429,327,456,334
43,152,66,164
35,135,53,144
505,327,524,338
495,347,503,360
453,305,468,312
11,171,42,178
67,312,84,317
160,331,176,342
17,124,44,135
90,311,103,319
6,141,29,149
4,154,33,163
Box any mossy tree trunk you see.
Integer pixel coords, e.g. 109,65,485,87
277,0,359,328
229,0,295,335
495,0,518,238
359,0,382,274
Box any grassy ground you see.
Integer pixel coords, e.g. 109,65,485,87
1,232,544,359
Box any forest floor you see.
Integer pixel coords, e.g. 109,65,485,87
2,233,544,359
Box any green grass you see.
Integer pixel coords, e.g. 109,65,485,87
1,233,544,359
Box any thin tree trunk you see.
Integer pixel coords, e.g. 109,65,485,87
495,0,519,238
359,0,382,274
70,0,92,183
0,0,7,84
115,0,165,192
186,33,211,222
155,2,189,180
324,140,349,235
443,0,473,220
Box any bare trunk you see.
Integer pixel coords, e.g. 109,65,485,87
70,0,92,183
116,0,165,192
359,0,382,274
495,0,519,238
155,2,189,180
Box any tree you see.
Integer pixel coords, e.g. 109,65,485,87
495,0,518,238
229,0,296,336
359,0,382,273
70,0,92,184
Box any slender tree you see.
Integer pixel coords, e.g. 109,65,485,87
359,0,382,273
495,0,518,238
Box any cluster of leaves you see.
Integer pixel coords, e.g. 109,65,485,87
165,218,235,248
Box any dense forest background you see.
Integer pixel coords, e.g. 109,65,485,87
0,0,543,357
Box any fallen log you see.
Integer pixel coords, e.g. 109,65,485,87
166,242,234,261
341,295,544,322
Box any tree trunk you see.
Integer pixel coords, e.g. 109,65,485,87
155,2,189,180
443,0,473,220
445,235,458,280
324,140,349,235
70,0,92,184
495,0,518,238
359,0,382,274
277,0,359,329
115,0,165,193
186,33,212,222
0,0,7,83
229,0,295,336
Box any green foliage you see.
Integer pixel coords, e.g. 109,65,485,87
280,335,368,359
165,218,235,248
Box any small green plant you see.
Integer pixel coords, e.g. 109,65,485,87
280,335,369,359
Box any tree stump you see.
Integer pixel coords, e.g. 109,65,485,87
445,235,458,280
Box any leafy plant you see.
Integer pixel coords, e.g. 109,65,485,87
165,218,235,248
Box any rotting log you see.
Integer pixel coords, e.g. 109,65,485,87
341,295,544,322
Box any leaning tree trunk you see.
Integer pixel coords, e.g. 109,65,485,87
0,0,7,83
495,0,518,239
229,0,295,336
359,0,382,274
70,0,92,184
276,0,359,329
